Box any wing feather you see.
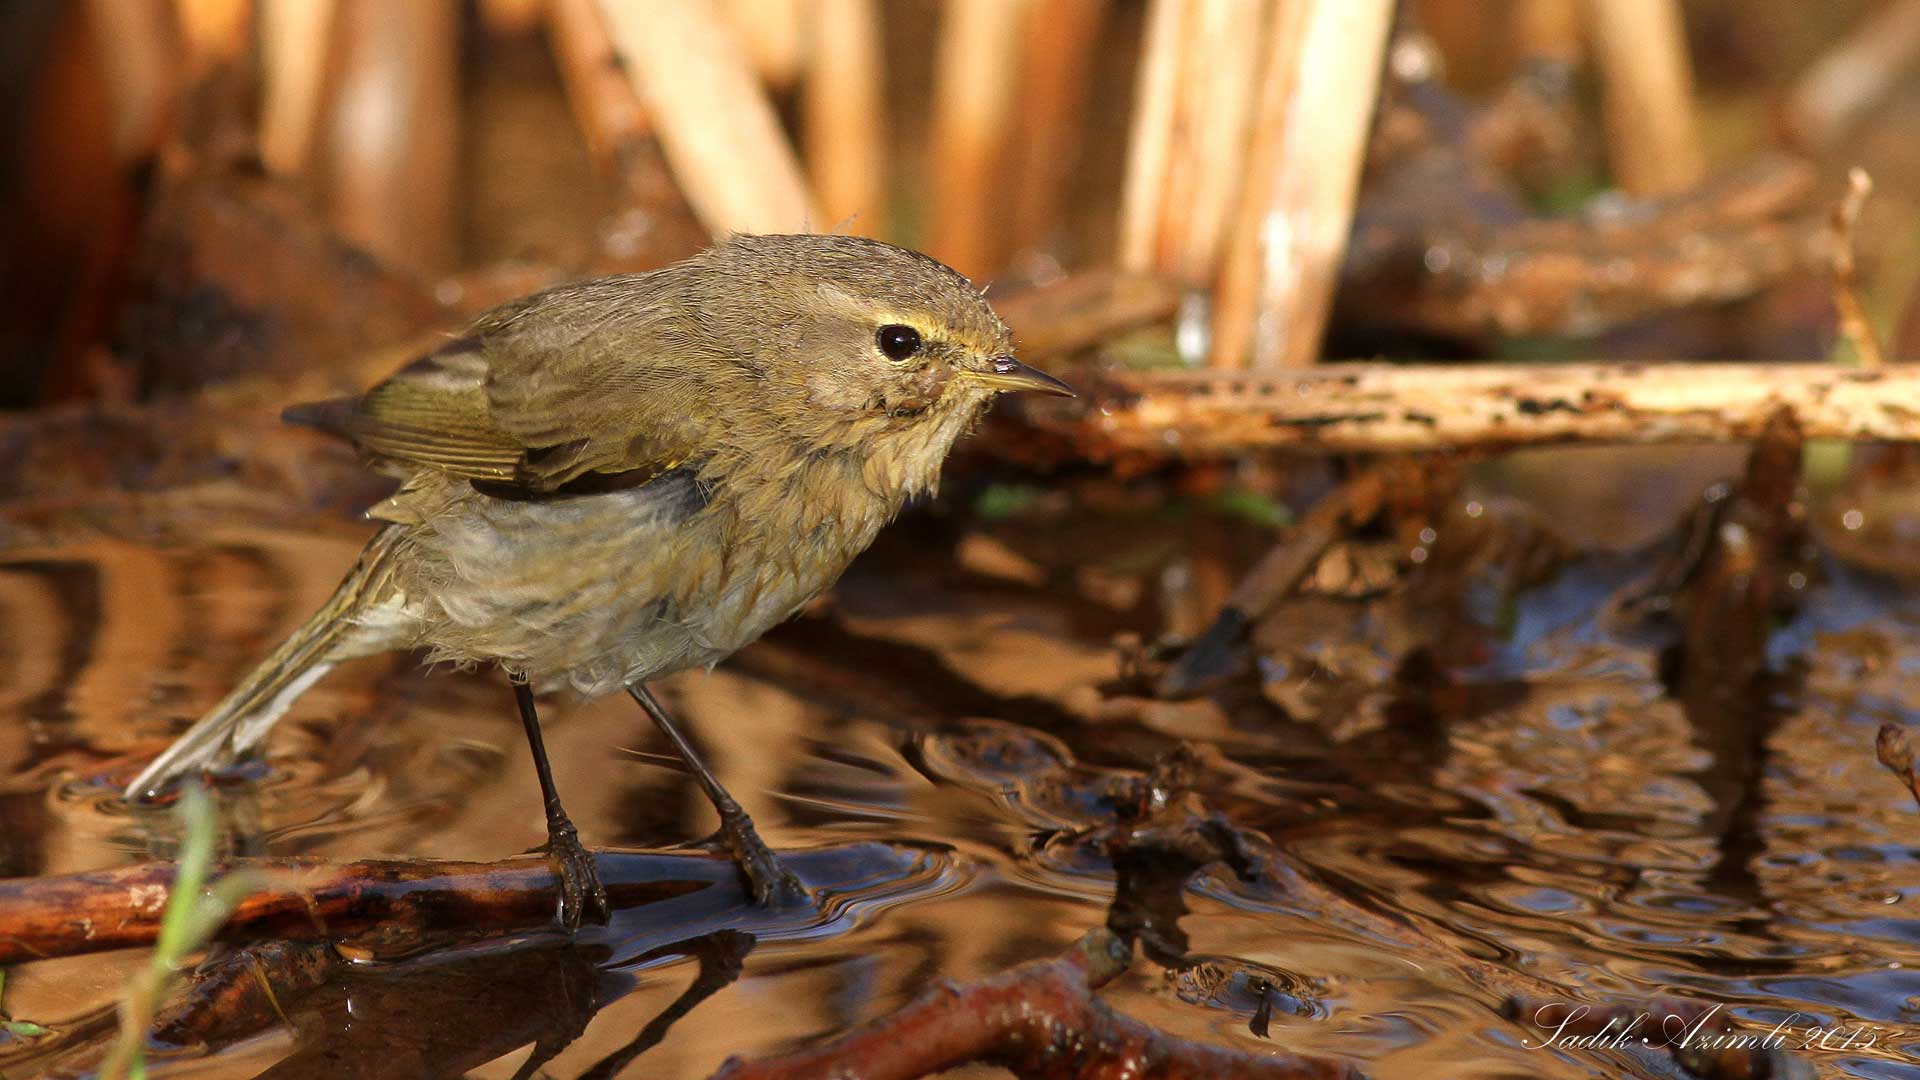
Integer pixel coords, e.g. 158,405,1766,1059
283,263,730,492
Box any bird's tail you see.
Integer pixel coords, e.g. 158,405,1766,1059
124,528,407,800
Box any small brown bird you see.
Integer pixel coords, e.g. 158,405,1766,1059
126,234,1071,927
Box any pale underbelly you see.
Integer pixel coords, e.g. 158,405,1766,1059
369,486,873,697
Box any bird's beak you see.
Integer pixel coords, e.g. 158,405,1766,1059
974,355,1075,397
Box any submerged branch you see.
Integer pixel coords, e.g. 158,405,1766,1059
1004,361,1920,460
710,928,1362,1080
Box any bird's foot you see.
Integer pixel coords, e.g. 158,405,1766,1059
543,819,611,931
719,809,806,907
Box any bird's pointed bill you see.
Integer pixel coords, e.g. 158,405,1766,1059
974,356,1075,397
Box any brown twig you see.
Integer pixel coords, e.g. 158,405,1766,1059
709,928,1363,1080
0,850,733,965
1829,166,1885,367
1000,361,1920,461
1876,724,1920,811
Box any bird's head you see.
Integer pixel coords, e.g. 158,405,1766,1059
688,235,1072,460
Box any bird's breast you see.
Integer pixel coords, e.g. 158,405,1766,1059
395,454,902,695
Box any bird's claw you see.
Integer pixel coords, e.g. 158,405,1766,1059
720,811,807,907
545,821,611,931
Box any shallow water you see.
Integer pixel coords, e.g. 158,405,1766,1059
3,470,1920,1078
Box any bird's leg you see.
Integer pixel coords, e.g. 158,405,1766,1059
512,675,610,930
627,683,806,906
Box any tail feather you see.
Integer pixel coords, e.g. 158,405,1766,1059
125,528,406,800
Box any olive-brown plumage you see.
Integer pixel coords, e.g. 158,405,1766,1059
126,234,1071,924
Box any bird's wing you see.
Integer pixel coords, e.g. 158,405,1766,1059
283,340,525,482
284,267,732,492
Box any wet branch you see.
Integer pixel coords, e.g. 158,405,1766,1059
709,928,1362,1080
1003,361,1920,460
0,850,728,966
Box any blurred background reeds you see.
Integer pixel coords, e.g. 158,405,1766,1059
5,0,1919,414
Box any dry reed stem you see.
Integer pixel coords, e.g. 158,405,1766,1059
1511,0,1584,66
1007,0,1110,256
1211,0,1393,368
1007,361,1920,458
172,0,251,70
1209,0,1307,370
1583,0,1704,196
595,0,814,234
1781,0,1920,151
1830,167,1885,368
929,0,1028,277
480,0,548,35
548,0,650,171
804,0,887,232
321,0,461,275
598,0,819,236
1412,0,1509,84
1155,0,1267,285
258,0,337,177
84,0,180,163
1118,0,1187,273
719,0,807,89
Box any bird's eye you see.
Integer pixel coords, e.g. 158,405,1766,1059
876,324,922,361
